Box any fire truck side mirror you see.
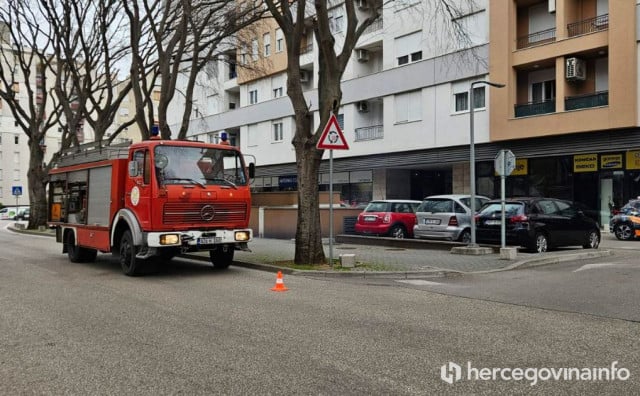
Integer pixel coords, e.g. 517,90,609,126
248,163,255,179
128,160,139,177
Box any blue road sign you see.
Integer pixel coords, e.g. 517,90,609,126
12,186,22,196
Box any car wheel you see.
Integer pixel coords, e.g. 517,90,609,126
120,230,141,276
613,223,634,241
529,232,548,253
459,229,471,244
209,244,234,269
583,229,600,249
388,225,407,239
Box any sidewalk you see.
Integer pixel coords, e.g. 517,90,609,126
6,222,614,277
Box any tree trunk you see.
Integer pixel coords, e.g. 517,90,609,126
27,138,48,229
293,117,326,265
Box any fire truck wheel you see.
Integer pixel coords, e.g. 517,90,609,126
66,232,98,263
209,244,234,269
120,230,141,276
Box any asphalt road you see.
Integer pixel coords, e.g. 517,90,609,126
1,222,639,394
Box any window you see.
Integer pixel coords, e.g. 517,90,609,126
247,124,258,147
454,86,486,112
251,39,259,61
0,169,3,179
152,90,161,101
337,114,344,130
532,80,555,103
13,169,20,180
263,33,271,57
273,87,283,98
12,82,19,93
272,120,283,142
394,90,422,123
395,31,423,66
0,187,2,197
14,135,19,144
276,29,284,52
249,89,258,104
13,151,19,164
329,14,344,33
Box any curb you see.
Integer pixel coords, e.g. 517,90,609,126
464,249,614,274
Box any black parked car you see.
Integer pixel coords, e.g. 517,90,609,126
475,197,600,253
609,199,640,241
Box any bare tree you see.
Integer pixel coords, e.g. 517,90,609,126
264,0,476,265
124,0,267,141
0,0,63,228
40,0,137,148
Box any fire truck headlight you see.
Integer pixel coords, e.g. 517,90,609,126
159,234,180,245
234,231,250,241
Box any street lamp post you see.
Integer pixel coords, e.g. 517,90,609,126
469,80,505,247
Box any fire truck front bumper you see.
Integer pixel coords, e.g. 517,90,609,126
146,229,252,252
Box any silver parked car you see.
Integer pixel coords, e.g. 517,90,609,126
413,194,490,243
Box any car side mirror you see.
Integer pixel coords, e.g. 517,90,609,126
248,162,255,179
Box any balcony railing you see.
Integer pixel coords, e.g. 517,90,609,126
514,99,556,118
565,91,609,111
516,27,556,49
355,125,383,141
363,18,383,35
567,14,609,37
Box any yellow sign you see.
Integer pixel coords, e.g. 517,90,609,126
574,154,598,173
626,150,640,170
511,159,528,176
51,203,61,221
601,154,622,170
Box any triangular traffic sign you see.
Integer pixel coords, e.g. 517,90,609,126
316,114,349,150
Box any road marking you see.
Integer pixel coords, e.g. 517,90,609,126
396,279,443,286
573,263,638,272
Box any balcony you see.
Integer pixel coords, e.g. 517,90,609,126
565,91,608,111
354,125,383,141
514,99,556,117
363,18,383,35
567,14,609,37
516,27,556,49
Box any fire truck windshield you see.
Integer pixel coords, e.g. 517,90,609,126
154,145,248,187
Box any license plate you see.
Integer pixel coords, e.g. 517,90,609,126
198,237,221,245
424,219,440,225
484,220,501,225
364,216,377,222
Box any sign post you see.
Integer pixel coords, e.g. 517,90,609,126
12,186,22,219
317,114,349,267
495,150,516,248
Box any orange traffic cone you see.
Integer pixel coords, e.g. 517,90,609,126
271,271,289,292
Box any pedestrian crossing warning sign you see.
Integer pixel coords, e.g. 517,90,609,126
316,114,349,150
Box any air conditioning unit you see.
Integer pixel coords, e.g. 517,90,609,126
356,49,369,62
300,70,309,83
356,0,368,10
566,57,586,81
357,101,369,113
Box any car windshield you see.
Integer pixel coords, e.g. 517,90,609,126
363,202,390,212
154,146,248,187
417,199,452,213
479,202,525,216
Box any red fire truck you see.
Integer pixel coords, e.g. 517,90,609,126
48,139,254,276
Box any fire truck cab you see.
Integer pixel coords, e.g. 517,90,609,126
48,139,254,276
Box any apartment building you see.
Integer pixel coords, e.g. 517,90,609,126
489,0,640,227
171,0,494,206
169,0,640,227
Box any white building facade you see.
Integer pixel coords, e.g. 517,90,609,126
169,0,498,205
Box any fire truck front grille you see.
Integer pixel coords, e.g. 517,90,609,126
163,202,247,224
